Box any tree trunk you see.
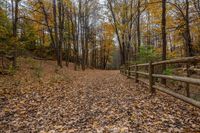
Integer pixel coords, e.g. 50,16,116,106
161,0,167,85
137,0,141,54
12,0,19,68
58,0,64,68
53,0,60,67
185,0,193,57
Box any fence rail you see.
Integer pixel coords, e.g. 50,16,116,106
120,56,200,108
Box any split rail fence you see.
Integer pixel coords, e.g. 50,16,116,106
120,56,200,108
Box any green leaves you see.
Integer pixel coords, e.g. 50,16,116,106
163,68,173,75
0,9,11,42
136,45,160,64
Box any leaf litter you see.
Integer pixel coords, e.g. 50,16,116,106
0,59,200,133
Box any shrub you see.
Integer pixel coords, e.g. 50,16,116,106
134,45,160,64
163,68,173,75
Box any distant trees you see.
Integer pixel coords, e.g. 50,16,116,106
0,2,12,60
1,0,200,72
1,0,116,71
107,0,200,66
107,0,140,65
107,0,124,65
99,23,115,69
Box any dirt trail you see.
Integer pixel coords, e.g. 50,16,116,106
0,59,200,132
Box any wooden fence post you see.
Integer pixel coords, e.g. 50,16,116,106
126,64,129,76
186,63,190,97
123,66,125,74
125,65,127,76
121,66,123,74
135,64,138,83
128,66,131,77
149,61,155,93
126,65,128,76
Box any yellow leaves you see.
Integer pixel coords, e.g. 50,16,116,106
99,22,115,63
102,23,114,37
101,23,114,49
64,0,73,9
102,23,114,41
147,0,162,17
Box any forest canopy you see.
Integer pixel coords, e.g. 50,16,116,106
0,0,200,71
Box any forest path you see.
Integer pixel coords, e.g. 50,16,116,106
0,59,200,132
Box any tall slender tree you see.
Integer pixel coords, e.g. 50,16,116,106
137,0,141,53
11,0,20,68
161,0,167,85
184,0,192,57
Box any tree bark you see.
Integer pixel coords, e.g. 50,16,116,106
161,0,167,85
137,0,141,54
12,0,19,68
185,0,193,57
58,0,64,67
53,0,61,67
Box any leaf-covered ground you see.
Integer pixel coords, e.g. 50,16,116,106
0,58,200,133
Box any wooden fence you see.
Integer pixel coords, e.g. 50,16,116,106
120,56,200,108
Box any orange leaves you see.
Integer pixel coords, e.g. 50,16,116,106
101,22,114,40
101,22,115,53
